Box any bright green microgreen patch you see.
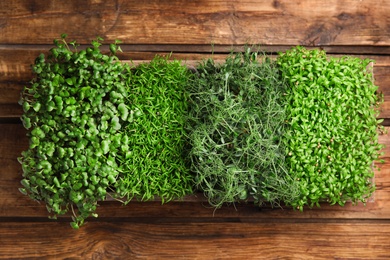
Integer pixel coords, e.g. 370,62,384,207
114,55,193,203
186,48,300,208
277,46,384,210
18,34,130,229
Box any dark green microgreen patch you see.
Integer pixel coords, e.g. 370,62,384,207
115,55,194,203
18,34,130,228
277,46,384,211
186,48,300,208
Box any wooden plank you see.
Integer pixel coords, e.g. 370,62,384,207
0,47,226,82
2,44,390,56
1,0,390,46
1,123,389,219
0,221,390,259
2,46,390,82
378,67,390,119
0,105,22,120
1,49,390,118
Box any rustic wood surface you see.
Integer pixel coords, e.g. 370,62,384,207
2,53,390,119
1,0,390,259
1,0,390,46
1,222,390,259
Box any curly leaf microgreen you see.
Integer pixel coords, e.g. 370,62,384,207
277,46,384,210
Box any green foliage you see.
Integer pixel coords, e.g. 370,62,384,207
186,48,300,208
18,37,384,227
18,35,130,228
277,46,384,210
114,55,194,203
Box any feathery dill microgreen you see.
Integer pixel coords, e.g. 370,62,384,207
186,48,300,208
116,55,193,203
277,46,384,211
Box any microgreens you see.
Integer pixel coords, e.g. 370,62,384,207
18,34,130,228
277,46,384,210
186,48,300,208
18,38,384,227
115,55,194,203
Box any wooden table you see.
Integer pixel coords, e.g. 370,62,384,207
1,1,390,258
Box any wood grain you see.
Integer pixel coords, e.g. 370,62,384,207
2,1,390,258
1,222,390,259
1,49,390,119
3,46,390,82
1,0,389,46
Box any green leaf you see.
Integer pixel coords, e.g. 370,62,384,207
66,78,73,85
